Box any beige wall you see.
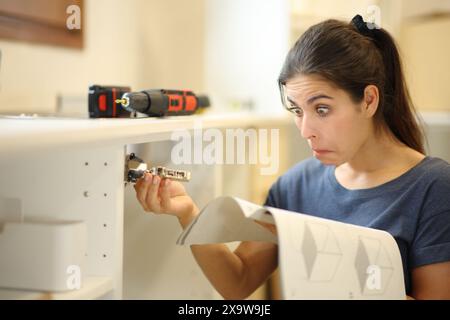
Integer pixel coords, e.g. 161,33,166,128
400,17,450,111
0,0,205,114
136,0,205,92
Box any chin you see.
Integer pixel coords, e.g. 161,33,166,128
314,153,343,166
317,159,338,166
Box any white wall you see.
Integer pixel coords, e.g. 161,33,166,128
204,0,290,114
0,0,205,114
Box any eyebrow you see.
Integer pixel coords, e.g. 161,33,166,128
287,94,333,107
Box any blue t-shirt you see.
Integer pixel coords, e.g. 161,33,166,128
264,156,450,294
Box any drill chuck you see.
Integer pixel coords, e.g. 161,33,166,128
120,91,166,116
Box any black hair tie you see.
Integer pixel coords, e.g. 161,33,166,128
351,14,377,37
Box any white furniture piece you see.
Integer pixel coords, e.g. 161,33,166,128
0,219,87,292
0,112,291,299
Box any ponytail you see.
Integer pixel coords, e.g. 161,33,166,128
370,28,425,154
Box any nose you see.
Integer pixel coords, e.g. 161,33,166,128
295,115,317,140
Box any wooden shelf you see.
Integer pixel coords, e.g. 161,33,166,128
0,276,113,300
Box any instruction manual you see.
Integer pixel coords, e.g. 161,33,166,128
177,196,406,300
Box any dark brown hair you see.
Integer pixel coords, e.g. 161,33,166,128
278,19,425,154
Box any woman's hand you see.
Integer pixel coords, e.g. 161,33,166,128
134,172,199,226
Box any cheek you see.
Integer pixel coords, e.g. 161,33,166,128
329,111,366,151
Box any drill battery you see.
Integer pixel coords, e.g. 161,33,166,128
88,85,131,118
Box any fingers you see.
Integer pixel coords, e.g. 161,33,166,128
134,173,151,211
160,179,171,211
145,174,162,213
134,174,173,214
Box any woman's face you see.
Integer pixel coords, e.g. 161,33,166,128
284,74,374,166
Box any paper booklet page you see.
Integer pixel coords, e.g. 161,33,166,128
177,196,406,299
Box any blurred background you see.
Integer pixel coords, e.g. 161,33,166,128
0,0,449,300
0,0,449,115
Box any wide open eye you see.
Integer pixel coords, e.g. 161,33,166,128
316,106,329,117
289,107,303,117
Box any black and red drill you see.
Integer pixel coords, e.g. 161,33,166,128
116,89,210,117
88,85,210,118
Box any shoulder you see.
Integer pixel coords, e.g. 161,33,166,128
418,157,450,217
420,156,450,173
409,157,450,269
417,156,450,178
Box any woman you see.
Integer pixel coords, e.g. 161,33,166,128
134,15,450,299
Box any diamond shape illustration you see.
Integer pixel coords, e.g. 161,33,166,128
302,222,342,281
354,236,394,295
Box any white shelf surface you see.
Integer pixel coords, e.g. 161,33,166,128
0,112,291,155
0,276,113,300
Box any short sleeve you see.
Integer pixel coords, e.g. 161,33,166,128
409,210,450,268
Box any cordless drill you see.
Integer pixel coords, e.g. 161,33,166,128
115,89,210,117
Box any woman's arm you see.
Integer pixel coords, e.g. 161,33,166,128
179,208,278,300
411,261,450,299
135,174,278,300
190,240,278,300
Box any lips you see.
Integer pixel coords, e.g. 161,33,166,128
312,149,332,155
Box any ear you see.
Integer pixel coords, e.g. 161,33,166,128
362,85,379,118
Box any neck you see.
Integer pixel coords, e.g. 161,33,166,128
340,129,420,174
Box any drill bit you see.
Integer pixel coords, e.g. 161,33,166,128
115,96,129,107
